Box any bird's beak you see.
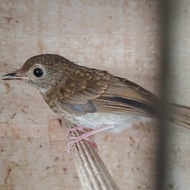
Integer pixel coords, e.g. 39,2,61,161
2,71,28,80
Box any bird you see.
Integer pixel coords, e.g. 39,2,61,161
2,54,190,148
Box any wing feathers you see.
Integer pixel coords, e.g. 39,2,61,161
56,71,157,116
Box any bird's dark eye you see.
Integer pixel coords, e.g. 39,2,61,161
33,68,44,78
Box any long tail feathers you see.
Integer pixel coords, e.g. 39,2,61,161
170,104,190,130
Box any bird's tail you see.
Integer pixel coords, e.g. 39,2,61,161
170,104,190,130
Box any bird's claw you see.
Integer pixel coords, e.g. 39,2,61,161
66,126,98,152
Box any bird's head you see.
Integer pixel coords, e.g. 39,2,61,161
2,54,74,94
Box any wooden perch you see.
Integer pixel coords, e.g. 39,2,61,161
61,119,120,190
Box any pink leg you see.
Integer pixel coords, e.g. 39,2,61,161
67,126,98,152
67,124,115,152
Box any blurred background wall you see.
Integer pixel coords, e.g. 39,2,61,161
0,1,189,190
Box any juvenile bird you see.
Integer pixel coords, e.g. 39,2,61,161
2,54,190,146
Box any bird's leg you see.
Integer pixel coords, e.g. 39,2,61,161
67,124,115,151
67,126,98,152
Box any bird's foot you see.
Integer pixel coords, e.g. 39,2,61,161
67,136,98,153
67,125,115,152
67,126,98,152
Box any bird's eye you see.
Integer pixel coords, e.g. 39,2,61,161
33,68,44,78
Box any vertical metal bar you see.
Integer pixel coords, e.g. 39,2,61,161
157,1,172,189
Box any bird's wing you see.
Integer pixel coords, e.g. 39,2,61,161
93,77,157,116
56,70,157,116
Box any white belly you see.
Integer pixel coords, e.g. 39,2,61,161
61,112,152,133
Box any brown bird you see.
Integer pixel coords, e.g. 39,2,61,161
2,54,190,147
